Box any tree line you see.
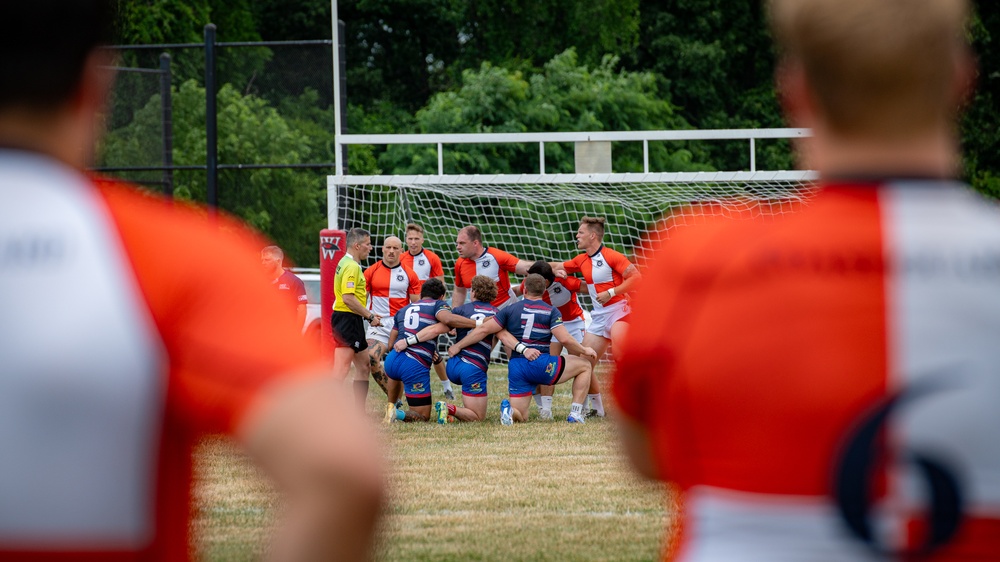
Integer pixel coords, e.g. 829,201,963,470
98,0,1000,266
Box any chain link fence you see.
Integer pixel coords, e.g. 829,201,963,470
94,29,344,267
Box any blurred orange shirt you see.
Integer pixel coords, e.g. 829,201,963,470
0,168,322,561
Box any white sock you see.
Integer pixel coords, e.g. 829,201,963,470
540,396,553,410
588,394,605,416
442,379,453,392
533,393,543,408
569,403,584,419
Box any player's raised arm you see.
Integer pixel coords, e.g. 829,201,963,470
514,258,533,276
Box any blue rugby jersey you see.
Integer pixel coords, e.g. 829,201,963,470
392,298,451,367
494,298,563,357
451,300,499,371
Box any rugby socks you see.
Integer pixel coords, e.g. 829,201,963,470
354,380,370,408
540,396,553,410
570,403,584,416
447,403,457,416
533,390,543,408
588,394,605,417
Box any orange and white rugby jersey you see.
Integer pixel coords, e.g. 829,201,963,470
400,248,444,286
0,150,321,561
454,247,520,307
363,260,420,318
563,245,633,309
519,275,585,321
614,180,1000,561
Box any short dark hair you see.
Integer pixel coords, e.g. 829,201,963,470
421,278,447,300
527,261,555,285
523,274,547,297
0,0,118,110
346,228,371,248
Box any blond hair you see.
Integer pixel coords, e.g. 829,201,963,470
581,216,606,238
768,0,970,139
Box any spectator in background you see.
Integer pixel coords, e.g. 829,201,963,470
262,245,308,330
0,1,384,559
615,0,999,559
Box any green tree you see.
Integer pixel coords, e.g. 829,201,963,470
963,1,1000,199
377,49,710,175
630,0,791,171
100,80,327,266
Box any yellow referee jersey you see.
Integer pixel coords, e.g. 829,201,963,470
333,254,367,313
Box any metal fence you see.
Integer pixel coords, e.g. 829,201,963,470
93,25,347,266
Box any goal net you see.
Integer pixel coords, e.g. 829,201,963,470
328,170,817,274
328,170,816,361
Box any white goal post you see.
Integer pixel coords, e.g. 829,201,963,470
326,170,817,284
326,128,816,321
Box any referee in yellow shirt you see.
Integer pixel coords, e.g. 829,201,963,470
332,227,382,407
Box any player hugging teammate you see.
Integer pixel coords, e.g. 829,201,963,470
353,217,638,424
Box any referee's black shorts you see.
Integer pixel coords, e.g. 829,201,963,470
331,311,368,352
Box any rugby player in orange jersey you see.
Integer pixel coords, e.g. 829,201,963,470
553,216,642,418
615,0,1000,560
0,1,383,559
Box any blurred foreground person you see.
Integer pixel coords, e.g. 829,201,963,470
615,0,1000,560
0,1,383,560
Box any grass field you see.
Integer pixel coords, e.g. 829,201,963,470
194,366,675,561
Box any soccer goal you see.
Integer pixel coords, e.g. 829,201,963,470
326,170,817,277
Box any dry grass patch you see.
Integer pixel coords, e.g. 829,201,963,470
194,366,674,561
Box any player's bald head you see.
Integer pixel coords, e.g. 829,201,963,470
382,236,402,266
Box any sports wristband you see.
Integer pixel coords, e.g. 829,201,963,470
514,343,527,354
406,335,420,346
368,314,375,322
608,288,616,297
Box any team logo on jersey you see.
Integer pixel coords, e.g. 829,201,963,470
482,259,491,268
396,274,405,282
470,383,482,391
595,260,604,267
412,382,426,392
418,259,426,266
545,362,555,374
553,286,562,294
